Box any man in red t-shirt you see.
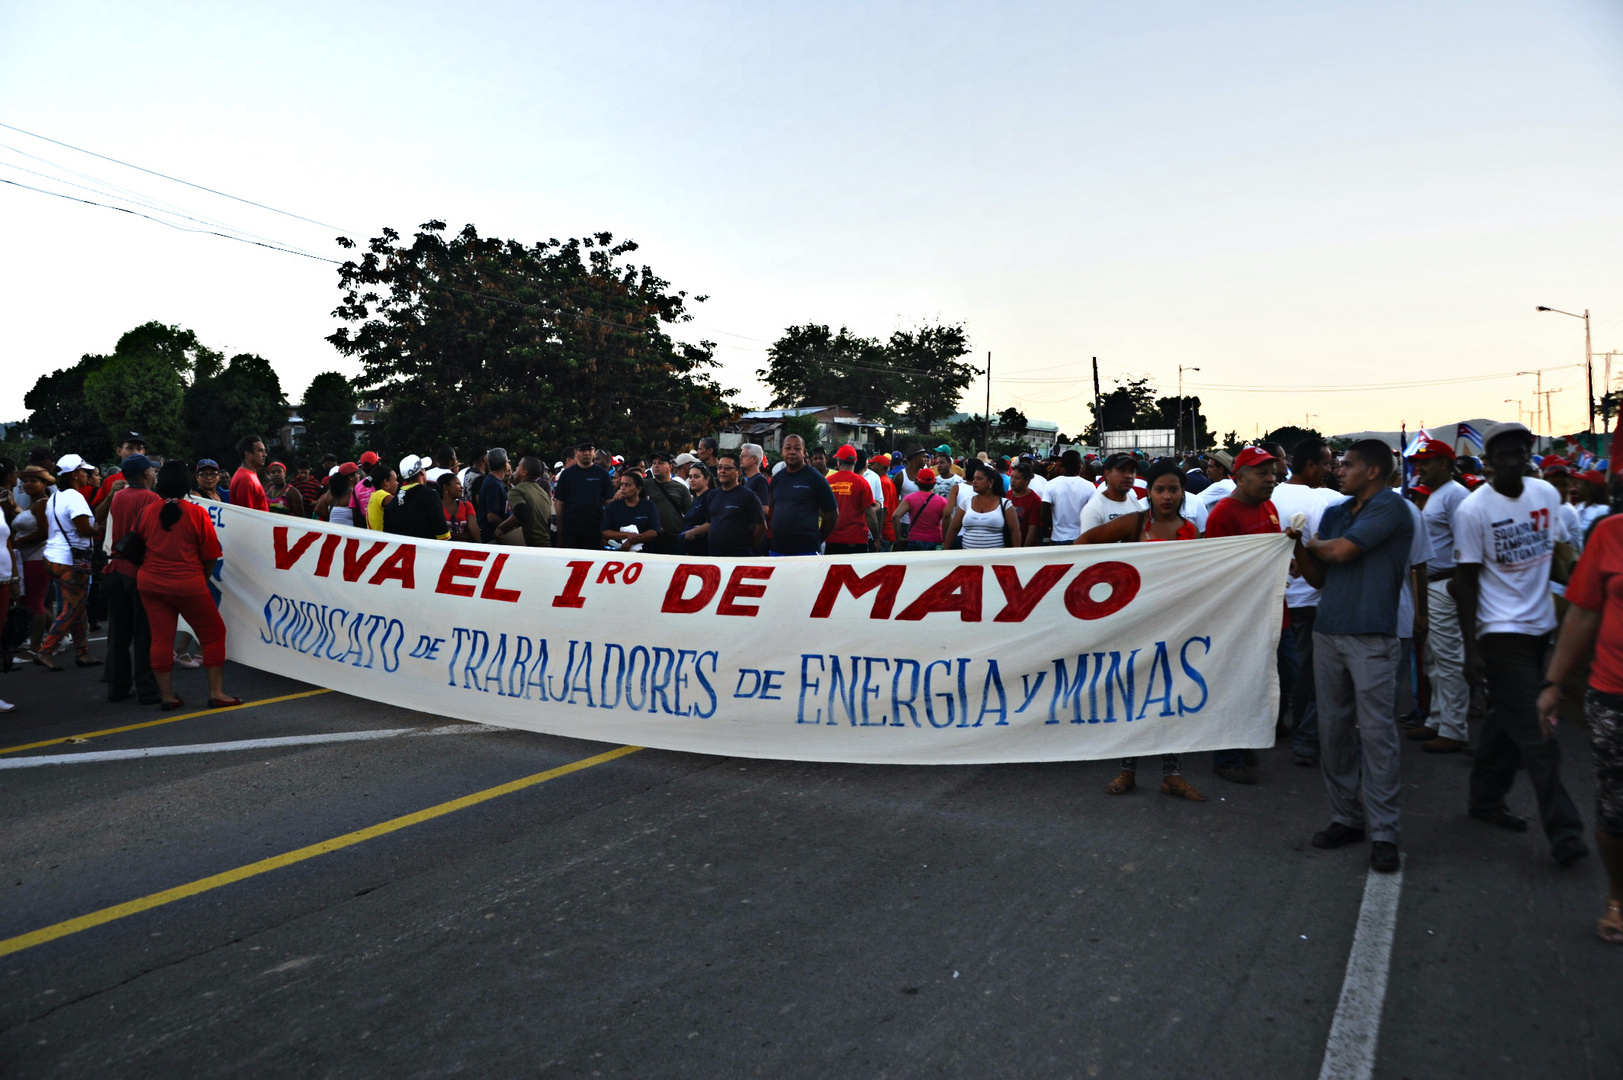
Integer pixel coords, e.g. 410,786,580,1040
230,435,271,512
873,453,899,552
825,445,877,555
90,432,147,508
1204,445,1286,785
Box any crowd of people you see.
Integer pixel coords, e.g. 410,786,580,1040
2,420,1619,943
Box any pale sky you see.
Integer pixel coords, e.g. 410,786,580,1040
3,0,1620,442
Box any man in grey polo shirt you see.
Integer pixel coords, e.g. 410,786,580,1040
1293,438,1416,874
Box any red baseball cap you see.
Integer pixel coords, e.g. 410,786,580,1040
917,467,937,484
1574,469,1607,487
1232,446,1279,471
358,451,380,467
1410,483,1433,496
1408,438,1455,461
833,444,858,461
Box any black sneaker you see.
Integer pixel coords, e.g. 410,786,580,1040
1552,837,1590,866
1469,806,1529,832
1370,841,1400,873
1312,822,1367,849
1214,764,1258,785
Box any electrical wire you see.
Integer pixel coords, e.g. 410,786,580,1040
0,119,359,235
0,177,344,263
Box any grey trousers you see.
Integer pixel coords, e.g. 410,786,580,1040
1314,631,1403,844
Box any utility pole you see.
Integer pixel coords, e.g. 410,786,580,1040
1596,351,1623,434
1539,387,1563,433
1537,305,1595,433
1091,357,1102,450
983,351,992,455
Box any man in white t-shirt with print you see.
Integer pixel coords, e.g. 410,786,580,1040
1406,437,1472,752
1077,453,1142,536
1454,421,1587,865
1045,449,1097,543
1268,437,1348,765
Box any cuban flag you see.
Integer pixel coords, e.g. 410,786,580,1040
1402,426,1429,492
1456,422,1483,450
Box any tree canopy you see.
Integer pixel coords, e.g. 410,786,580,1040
757,322,974,430
1083,376,1209,448
299,372,360,459
185,353,289,466
328,222,733,457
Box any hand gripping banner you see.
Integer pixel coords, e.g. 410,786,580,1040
208,502,1293,765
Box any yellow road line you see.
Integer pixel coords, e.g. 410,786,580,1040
0,689,333,756
0,744,642,957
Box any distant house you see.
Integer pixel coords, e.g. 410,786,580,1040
275,400,381,453
931,412,1062,454
730,405,884,454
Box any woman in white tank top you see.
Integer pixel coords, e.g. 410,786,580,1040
942,463,1022,549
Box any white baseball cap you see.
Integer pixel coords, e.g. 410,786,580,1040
55,453,88,472
398,454,425,480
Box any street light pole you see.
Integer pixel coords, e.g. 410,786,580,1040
1504,398,1523,428
1178,364,1200,452
1537,306,1594,433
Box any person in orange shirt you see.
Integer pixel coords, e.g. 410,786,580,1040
871,452,898,553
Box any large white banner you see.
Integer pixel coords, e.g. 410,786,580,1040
206,502,1292,765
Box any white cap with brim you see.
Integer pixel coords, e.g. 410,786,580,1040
55,453,87,473
1483,421,1533,449
399,454,425,480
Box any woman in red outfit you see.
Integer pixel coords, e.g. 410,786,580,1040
1079,460,1207,801
134,461,237,710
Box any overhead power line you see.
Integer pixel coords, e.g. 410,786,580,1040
0,119,357,235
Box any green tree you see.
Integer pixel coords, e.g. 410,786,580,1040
780,411,823,450
83,355,186,458
758,325,895,424
329,222,732,456
757,322,974,430
112,321,224,382
300,372,359,459
1084,376,1160,442
23,354,113,459
1261,424,1325,455
889,324,974,430
184,353,289,466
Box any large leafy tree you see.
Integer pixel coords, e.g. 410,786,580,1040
888,324,975,430
757,322,974,429
1084,376,1160,442
757,325,894,424
83,355,186,457
300,372,359,459
328,222,733,457
184,353,289,466
24,354,113,460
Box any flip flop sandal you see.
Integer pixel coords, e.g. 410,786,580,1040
1600,901,1623,945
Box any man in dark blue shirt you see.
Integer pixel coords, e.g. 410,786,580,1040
684,450,765,557
477,448,510,543
1293,438,1416,875
555,442,616,549
766,435,837,556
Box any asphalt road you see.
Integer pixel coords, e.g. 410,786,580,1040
0,652,1616,1079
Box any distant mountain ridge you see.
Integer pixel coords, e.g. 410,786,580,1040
1329,418,1566,453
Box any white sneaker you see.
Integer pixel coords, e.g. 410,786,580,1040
0,699,14,713
173,654,202,670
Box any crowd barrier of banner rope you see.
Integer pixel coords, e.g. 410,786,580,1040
203,501,1294,765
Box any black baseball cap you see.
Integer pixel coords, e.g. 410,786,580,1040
119,431,145,446
650,450,674,463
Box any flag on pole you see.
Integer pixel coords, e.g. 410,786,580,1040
1456,422,1483,450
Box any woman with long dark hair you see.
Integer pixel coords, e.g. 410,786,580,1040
36,454,100,670
134,461,235,710
942,462,1022,550
1081,460,1207,802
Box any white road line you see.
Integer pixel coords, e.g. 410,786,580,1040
0,724,498,769
1318,858,1405,1080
